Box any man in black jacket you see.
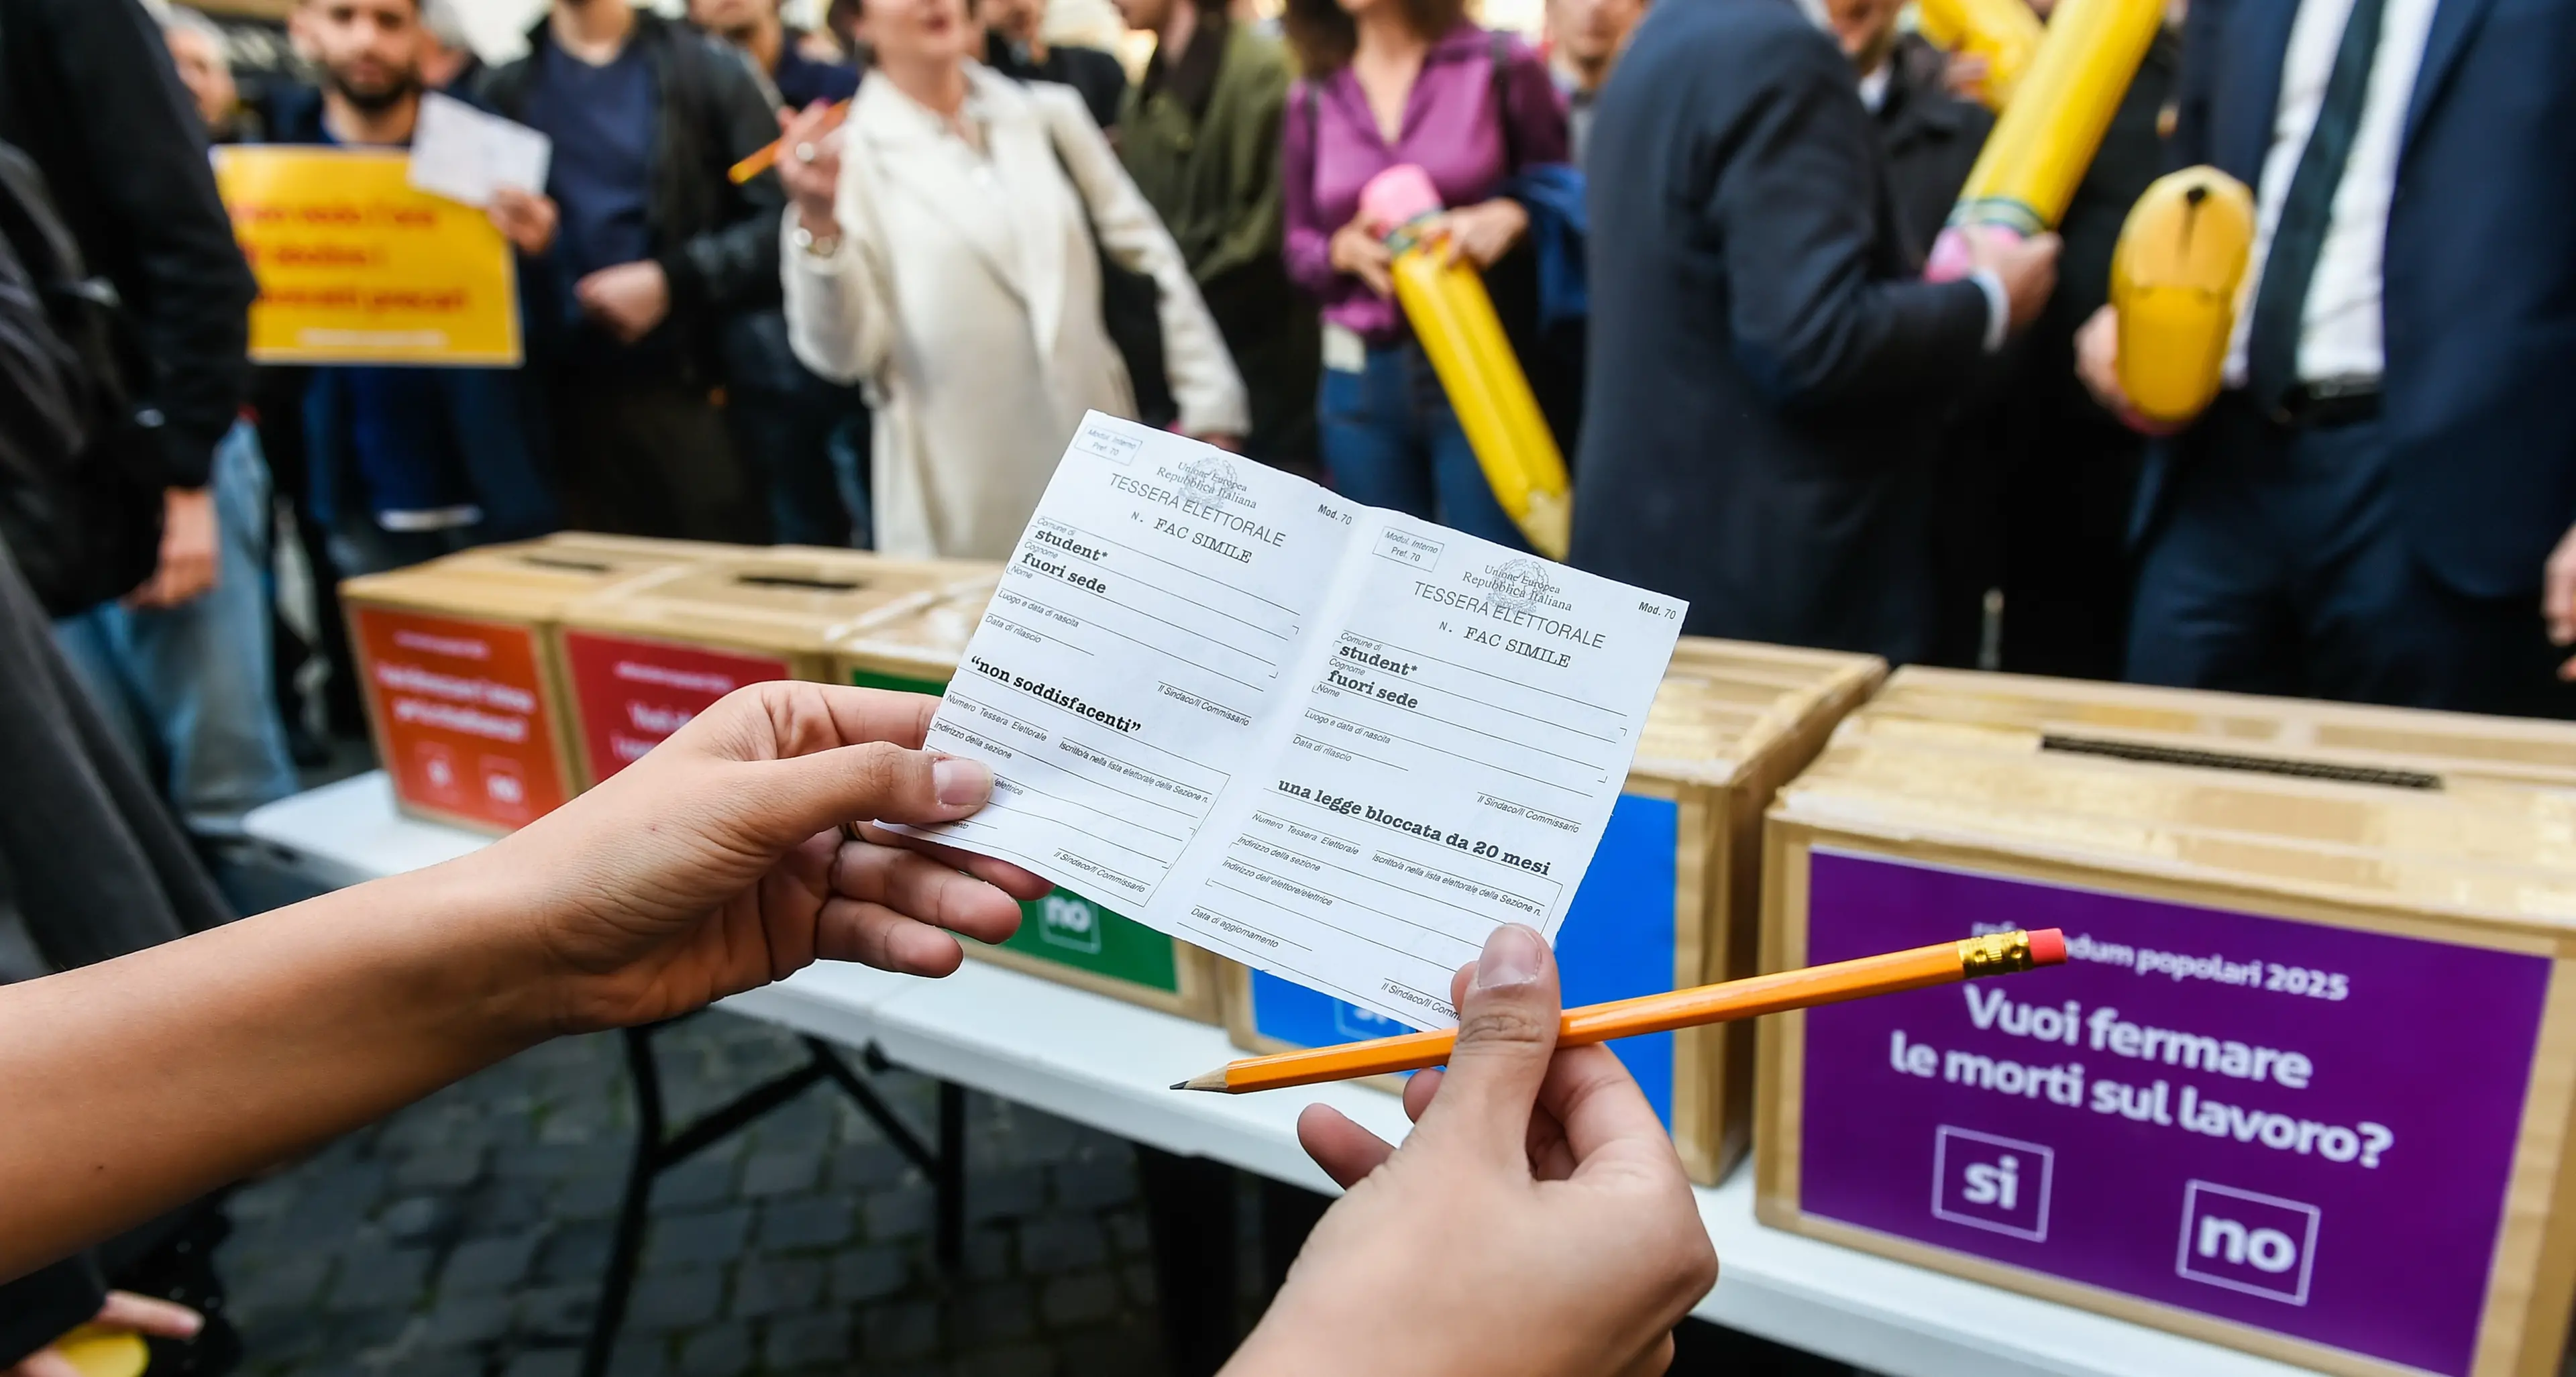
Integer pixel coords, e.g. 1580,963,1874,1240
0,0,258,600
481,0,785,542
1571,0,2056,663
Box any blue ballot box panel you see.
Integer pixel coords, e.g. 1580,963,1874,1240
1246,793,1680,1127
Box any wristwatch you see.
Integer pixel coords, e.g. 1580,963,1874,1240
791,222,843,259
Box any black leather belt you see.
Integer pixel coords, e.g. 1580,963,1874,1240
2269,378,2383,429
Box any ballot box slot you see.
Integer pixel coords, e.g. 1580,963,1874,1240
2039,733,2443,791
733,573,865,592
512,556,616,573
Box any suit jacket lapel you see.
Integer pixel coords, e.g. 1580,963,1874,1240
852,76,1028,309
2222,0,2305,184
980,69,1071,363
2403,0,2498,155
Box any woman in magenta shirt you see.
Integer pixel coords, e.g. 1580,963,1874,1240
1281,0,1567,547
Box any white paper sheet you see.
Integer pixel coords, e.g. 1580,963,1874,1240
407,92,552,209
905,415,1686,1028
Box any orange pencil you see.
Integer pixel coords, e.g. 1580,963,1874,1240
1175,928,2067,1094
729,99,851,184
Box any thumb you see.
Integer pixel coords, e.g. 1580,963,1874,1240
751,744,994,846
1411,924,1560,1168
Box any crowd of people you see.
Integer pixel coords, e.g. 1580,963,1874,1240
1,0,2573,1364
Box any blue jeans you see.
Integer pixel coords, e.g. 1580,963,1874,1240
55,422,300,836
1319,339,1529,549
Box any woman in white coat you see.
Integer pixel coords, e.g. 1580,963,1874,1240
775,0,1249,559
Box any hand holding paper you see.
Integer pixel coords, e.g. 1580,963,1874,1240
408,91,552,210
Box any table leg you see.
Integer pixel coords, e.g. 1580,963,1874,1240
936,1081,966,1273
1137,1147,1242,1376
583,1027,665,1377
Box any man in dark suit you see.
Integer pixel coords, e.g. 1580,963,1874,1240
2080,0,2576,716
1571,0,2057,662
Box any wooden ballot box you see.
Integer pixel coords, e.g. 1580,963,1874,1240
340,537,706,832
1863,665,2576,789
1220,637,1888,1180
549,550,985,788
1755,688,2576,1377
822,571,1223,1023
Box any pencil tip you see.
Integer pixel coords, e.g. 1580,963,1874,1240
1172,1070,1230,1093
1169,1081,1189,1091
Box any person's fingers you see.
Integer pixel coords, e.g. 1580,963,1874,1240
1297,1103,1397,1189
812,895,970,975
759,742,990,846
15,1348,84,1377
1399,1064,1442,1122
1407,924,1559,1166
1613,1331,1678,1377
830,838,1026,943
850,822,1055,900
2542,526,2576,644
95,1290,203,1338
1535,1042,1670,1170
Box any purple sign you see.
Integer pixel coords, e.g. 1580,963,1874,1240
1796,849,2553,1376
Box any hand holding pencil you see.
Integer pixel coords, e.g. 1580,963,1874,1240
1228,926,1719,1377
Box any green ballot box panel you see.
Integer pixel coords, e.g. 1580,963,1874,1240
994,891,1182,993
847,667,952,697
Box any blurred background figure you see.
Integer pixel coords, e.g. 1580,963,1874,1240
162,5,248,140
4,0,297,843
693,0,862,107
482,0,782,544
1828,0,2000,670
2084,0,2576,715
1279,0,1566,547
1541,0,1641,166
693,0,875,546
983,0,1130,129
417,0,482,90
280,0,562,578
1976,0,2174,678
777,0,1244,559
1572,0,2055,662
1116,0,1319,477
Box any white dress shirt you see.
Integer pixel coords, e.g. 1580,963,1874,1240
2224,0,2443,387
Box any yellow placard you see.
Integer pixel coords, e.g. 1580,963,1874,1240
213,146,521,366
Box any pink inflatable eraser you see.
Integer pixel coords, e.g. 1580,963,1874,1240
1359,164,1445,235
2028,928,2067,967
1924,226,1979,283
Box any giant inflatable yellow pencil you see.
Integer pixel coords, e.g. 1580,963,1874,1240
2110,167,2255,428
1915,0,2045,110
1924,0,2165,280
1360,166,1572,559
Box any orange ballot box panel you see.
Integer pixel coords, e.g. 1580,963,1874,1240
341,539,706,832
1220,637,1888,1179
551,550,983,788
213,146,522,366
1756,677,2576,1377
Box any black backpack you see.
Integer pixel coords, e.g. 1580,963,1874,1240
0,138,166,615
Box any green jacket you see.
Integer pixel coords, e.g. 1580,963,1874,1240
1119,18,1318,467
1118,20,1292,293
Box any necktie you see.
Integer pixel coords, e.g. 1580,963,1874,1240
2242,0,2392,412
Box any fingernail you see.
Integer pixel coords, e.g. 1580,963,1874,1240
932,755,989,808
1472,923,1544,991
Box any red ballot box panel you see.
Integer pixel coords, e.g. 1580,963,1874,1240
354,606,573,831
561,631,792,784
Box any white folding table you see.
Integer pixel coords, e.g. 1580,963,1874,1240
245,773,2319,1377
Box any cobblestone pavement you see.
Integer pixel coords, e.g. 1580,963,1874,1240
217,1011,1179,1377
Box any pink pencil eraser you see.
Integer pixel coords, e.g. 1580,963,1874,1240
2028,928,2067,967
1359,164,1445,235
